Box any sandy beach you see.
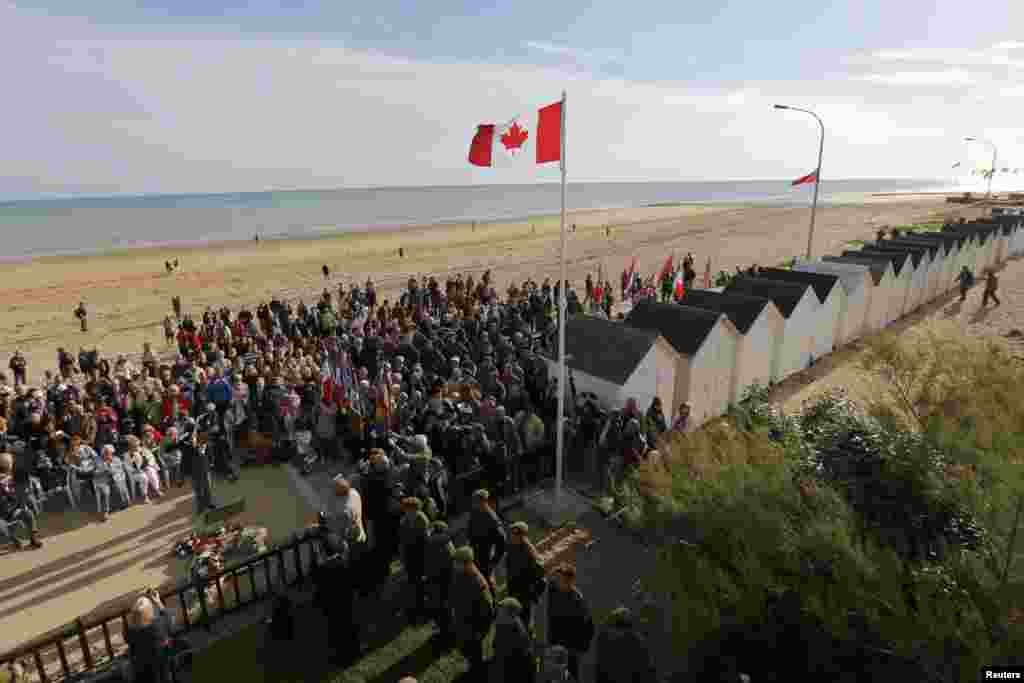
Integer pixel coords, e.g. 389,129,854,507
0,196,984,377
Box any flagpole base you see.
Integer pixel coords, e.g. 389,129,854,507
521,482,592,529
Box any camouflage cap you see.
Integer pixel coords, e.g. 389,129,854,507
452,546,475,562
498,597,522,612
509,521,529,534
608,606,632,624
472,488,490,500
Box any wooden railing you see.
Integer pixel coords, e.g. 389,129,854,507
0,528,323,683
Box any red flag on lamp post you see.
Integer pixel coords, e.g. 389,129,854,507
792,170,818,186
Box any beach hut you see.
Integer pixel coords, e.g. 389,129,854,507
853,248,914,319
678,290,785,398
888,237,947,303
794,260,873,344
991,216,1013,264
822,255,896,333
867,244,931,313
623,301,741,426
943,227,980,275
757,268,843,357
544,315,681,422
909,231,964,294
724,276,819,379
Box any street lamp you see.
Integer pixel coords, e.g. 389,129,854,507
775,104,825,261
965,136,998,200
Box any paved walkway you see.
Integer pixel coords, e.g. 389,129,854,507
0,463,313,658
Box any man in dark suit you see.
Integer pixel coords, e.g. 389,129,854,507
188,429,217,516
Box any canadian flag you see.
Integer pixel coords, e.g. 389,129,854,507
674,270,685,299
469,100,563,167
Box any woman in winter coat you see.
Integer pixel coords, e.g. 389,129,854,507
492,597,535,683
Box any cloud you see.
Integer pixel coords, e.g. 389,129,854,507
523,41,622,65
859,69,973,86
2,3,1024,196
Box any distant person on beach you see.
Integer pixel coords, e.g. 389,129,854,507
322,264,330,280
8,351,26,386
399,247,404,258
163,316,176,346
254,234,260,242
606,226,611,238
173,258,179,269
572,223,577,233
171,296,182,319
74,302,88,332
982,269,1001,307
165,260,173,274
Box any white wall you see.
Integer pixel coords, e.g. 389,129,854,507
776,291,817,380
813,289,842,357
736,307,780,398
690,320,739,425
622,342,676,421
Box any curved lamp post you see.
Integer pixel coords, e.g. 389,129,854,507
965,136,998,199
775,104,824,261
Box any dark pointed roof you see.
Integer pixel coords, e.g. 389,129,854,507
944,224,992,245
755,268,840,304
848,248,910,276
903,230,963,251
886,237,942,259
677,289,776,334
821,255,890,284
623,300,725,356
866,243,929,269
724,275,811,318
549,315,660,385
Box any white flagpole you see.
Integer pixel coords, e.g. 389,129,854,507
555,90,568,506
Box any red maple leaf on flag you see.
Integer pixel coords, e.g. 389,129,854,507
500,121,529,153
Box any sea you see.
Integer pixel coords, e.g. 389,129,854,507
0,178,972,260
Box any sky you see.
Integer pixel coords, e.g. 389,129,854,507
3,0,1024,199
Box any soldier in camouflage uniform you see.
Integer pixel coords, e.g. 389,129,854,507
424,519,455,650
398,496,430,624
467,489,506,592
449,546,495,680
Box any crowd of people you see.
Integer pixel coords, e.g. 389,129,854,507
1,275,678,531
0,266,687,681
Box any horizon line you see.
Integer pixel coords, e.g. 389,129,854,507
0,176,950,204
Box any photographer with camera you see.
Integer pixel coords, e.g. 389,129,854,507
125,588,173,683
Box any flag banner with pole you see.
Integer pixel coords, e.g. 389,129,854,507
468,101,563,167
674,269,685,299
626,256,638,293
658,253,674,284
704,257,712,289
792,170,818,186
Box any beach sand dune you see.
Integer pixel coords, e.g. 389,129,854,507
0,199,980,376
